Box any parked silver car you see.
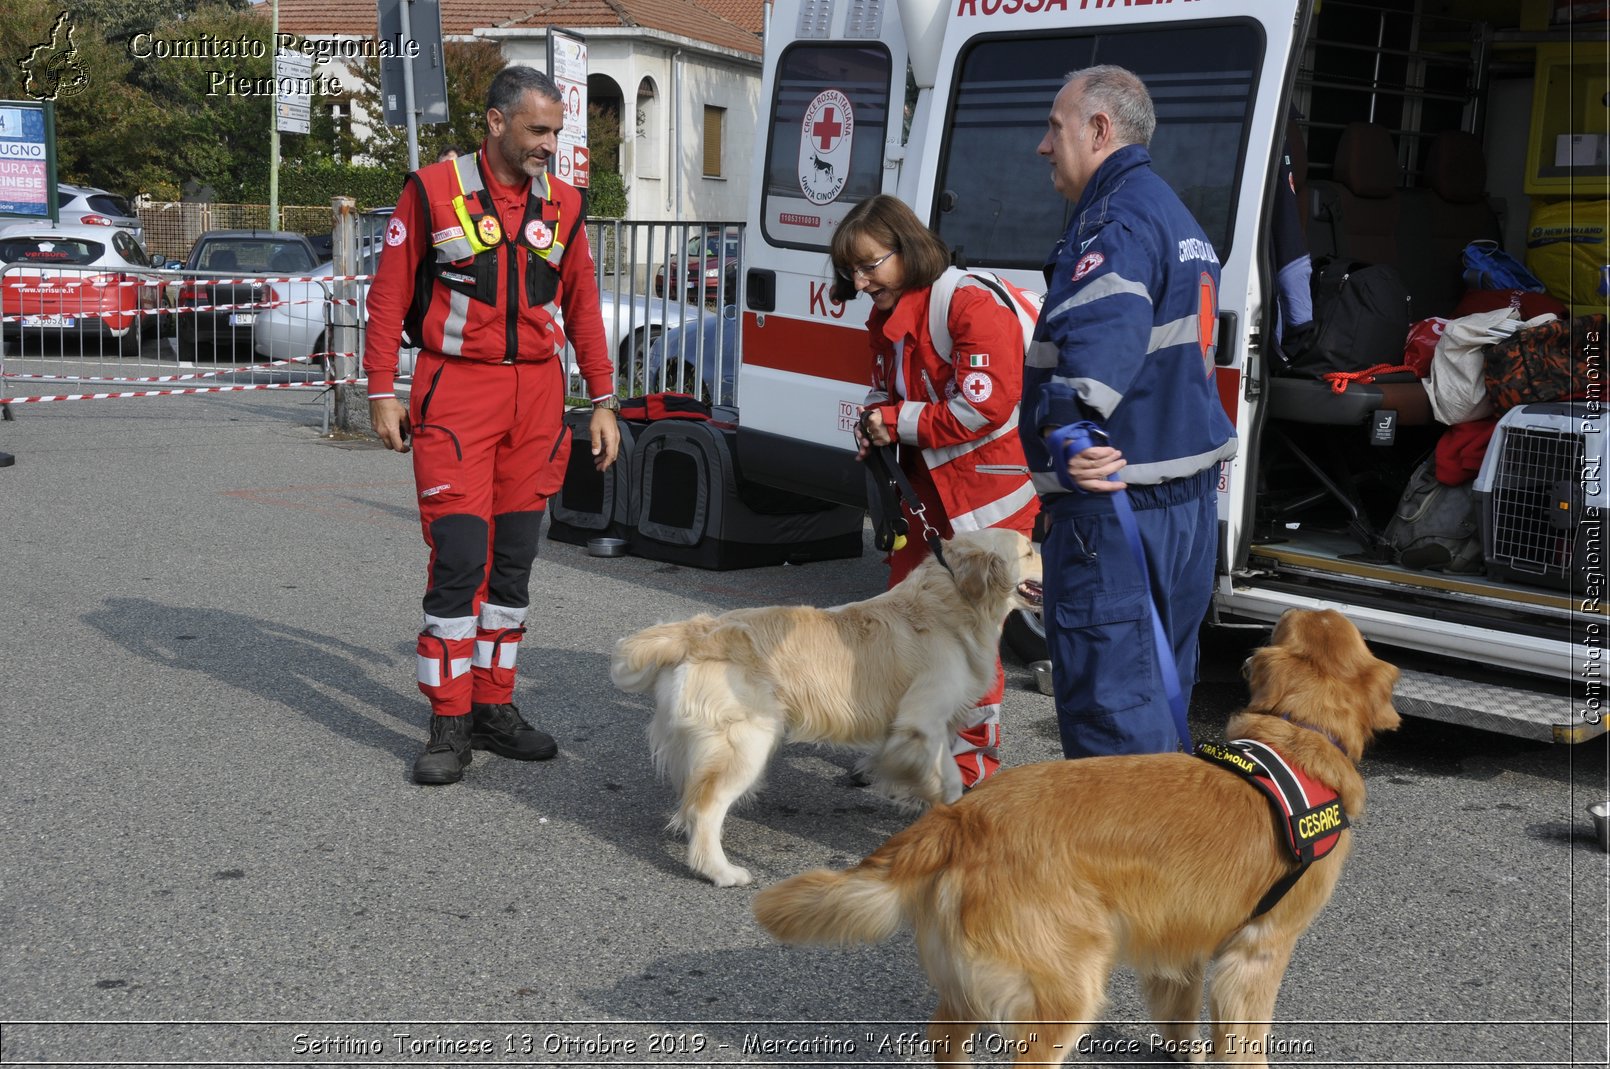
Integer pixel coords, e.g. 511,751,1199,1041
254,246,698,392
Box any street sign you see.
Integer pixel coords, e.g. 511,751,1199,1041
275,50,312,135
548,29,589,188
378,0,449,127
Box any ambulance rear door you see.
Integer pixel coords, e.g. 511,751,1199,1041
736,0,913,506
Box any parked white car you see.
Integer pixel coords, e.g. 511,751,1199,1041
55,183,143,241
254,245,698,393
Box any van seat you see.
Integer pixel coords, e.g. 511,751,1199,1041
1399,131,1503,318
1266,373,1432,426
1305,122,1401,269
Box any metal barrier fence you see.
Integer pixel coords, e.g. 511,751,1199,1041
0,262,343,425
0,218,745,420
331,216,744,407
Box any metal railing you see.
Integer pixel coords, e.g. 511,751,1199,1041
0,262,339,421
1,217,746,420
332,216,745,408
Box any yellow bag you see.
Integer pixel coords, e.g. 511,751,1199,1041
1525,198,1609,314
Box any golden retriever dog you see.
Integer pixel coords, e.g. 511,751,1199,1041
754,608,1400,1065
610,527,1043,887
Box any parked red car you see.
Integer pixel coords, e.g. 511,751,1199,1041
0,222,163,353
653,227,740,303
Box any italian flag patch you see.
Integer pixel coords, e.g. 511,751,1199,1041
967,353,989,368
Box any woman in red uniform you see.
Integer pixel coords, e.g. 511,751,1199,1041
830,194,1039,788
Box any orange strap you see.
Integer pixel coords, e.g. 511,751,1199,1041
1320,363,1414,394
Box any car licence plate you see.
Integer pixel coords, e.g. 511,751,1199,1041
21,314,75,328
228,313,256,326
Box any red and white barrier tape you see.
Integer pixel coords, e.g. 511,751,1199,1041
1,296,366,323
1,273,374,287
1,378,360,404
3,354,326,383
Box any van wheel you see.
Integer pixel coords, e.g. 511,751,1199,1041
1002,607,1047,664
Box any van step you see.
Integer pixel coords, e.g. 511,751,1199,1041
1393,668,1603,743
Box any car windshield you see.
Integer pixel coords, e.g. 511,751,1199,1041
685,231,738,257
198,240,314,273
0,237,104,265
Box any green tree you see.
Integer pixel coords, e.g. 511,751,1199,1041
0,0,349,201
338,40,507,174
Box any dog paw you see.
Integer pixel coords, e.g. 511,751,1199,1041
704,864,754,887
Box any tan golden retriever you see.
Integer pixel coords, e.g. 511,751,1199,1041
754,608,1400,1065
609,528,1043,887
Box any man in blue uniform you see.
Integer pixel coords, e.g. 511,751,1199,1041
1020,65,1238,758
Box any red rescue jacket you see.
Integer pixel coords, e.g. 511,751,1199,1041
864,277,1039,535
364,149,613,400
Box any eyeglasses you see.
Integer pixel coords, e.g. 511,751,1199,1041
844,249,896,279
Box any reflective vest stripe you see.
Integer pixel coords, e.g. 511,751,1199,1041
441,289,470,357
924,411,1021,470
949,481,1038,533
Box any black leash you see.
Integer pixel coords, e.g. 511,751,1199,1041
860,411,952,576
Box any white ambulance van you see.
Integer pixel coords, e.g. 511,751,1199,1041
730,0,1607,743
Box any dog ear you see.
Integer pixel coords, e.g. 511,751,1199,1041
949,537,1013,605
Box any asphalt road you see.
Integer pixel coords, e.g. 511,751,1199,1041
0,390,1604,1068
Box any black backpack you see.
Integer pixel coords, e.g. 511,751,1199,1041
1382,457,1484,574
1279,258,1413,377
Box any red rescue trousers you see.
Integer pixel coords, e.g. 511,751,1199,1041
885,458,1005,789
409,353,571,716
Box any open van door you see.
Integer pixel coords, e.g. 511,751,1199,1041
737,0,1310,536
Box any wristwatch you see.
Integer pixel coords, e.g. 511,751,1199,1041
592,395,621,412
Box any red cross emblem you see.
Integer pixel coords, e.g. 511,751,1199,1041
961,371,993,404
812,108,843,150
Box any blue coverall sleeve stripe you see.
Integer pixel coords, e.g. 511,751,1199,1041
1150,314,1207,353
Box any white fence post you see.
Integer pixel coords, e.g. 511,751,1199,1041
329,196,369,436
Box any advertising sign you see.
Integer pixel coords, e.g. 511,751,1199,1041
0,101,56,221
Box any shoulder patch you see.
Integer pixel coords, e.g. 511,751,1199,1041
385,217,408,247
1072,251,1105,282
960,371,993,404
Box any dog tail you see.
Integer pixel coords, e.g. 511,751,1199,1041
753,808,962,946
752,865,905,946
609,618,708,692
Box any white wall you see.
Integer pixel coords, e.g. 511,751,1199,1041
497,32,761,223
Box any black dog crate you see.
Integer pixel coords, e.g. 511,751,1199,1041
629,418,864,570
547,408,642,545
1473,401,1606,590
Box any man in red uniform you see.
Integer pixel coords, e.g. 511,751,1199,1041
365,65,621,785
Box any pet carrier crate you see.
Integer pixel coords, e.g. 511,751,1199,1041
1472,401,1607,590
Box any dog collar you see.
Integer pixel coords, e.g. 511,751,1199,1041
1277,712,1349,756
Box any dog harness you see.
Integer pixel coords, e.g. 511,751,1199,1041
1195,737,1350,918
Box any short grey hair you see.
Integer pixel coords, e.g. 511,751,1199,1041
1064,65,1156,148
487,65,562,116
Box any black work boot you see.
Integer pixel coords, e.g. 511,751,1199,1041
470,702,558,761
413,713,473,785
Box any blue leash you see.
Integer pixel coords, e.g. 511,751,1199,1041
1043,420,1193,751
